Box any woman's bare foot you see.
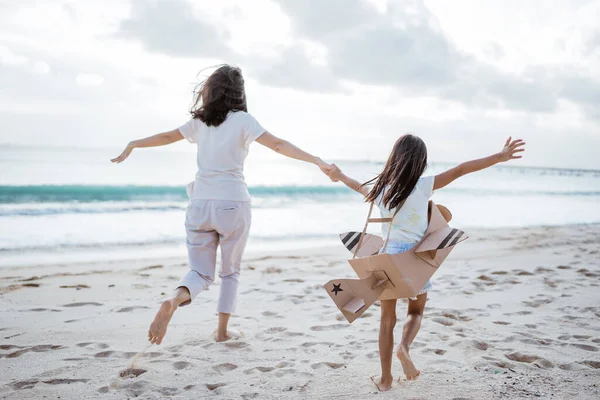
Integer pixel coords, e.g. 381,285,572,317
397,345,421,380
216,333,230,342
148,300,177,345
370,375,393,392
214,328,242,342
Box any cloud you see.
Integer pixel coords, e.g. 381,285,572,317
118,0,231,59
271,0,599,120
0,45,29,67
76,73,104,87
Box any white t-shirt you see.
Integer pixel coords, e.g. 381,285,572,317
178,111,266,201
377,176,435,244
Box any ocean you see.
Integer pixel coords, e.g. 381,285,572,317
1,145,599,267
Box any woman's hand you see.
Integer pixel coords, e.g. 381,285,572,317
316,159,338,182
111,142,135,163
326,163,343,182
498,137,526,162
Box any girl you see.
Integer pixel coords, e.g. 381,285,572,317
111,65,333,345
327,135,525,391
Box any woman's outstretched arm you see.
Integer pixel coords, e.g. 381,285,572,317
111,129,184,163
255,131,334,176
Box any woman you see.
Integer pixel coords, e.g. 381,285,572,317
111,65,333,345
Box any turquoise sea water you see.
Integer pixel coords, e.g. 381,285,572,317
1,145,599,266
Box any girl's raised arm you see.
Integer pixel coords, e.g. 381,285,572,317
255,131,333,176
111,129,184,163
433,137,525,190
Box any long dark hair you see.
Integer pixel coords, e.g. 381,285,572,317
362,134,428,210
190,64,247,127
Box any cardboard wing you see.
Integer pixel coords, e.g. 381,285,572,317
339,232,383,257
324,271,393,323
325,202,468,323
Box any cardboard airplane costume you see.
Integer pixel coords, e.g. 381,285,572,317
324,201,467,323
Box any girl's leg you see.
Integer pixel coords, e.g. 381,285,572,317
372,299,397,392
397,292,427,380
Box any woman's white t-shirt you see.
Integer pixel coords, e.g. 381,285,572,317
178,111,266,202
376,176,435,244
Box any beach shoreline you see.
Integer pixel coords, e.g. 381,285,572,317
1,223,599,399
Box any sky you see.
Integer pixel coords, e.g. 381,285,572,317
0,0,599,169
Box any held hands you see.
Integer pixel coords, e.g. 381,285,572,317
111,142,135,163
498,137,526,162
326,164,343,182
316,159,339,182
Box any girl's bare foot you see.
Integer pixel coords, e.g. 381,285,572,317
397,345,421,380
148,300,177,345
370,375,393,392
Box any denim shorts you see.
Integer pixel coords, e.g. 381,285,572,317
382,241,432,299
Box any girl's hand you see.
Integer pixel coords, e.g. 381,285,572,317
316,159,338,182
111,142,135,163
327,164,344,181
498,137,525,162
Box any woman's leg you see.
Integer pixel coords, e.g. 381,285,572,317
397,292,427,380
372,299,397,392
214,201,252,342
148,202,218,345
148,287,191,345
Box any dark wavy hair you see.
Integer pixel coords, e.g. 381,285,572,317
190,64,247,127
362,134,428,210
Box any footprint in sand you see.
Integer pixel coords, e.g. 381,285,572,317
5,344,64,358
116,306,150,313
310,324,349,331
212,363,237,373
570,343,598,352
505,351,553,369
423,348,447,355
514,270,534,276
174,361,193,370
244,366,275,374
206,383,227,391
12,378,90,390
77,342,110,349
311,362,345,370
224,341,250,349
95,350,161,359
138,265,163,271
261,311,278,317
432,317,455,326
581,360,600,369
264,327,287,334
59,284,90,289
158,387,179,397
522,298,554,308
62,302,103,307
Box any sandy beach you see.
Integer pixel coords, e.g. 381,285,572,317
1,224,599,399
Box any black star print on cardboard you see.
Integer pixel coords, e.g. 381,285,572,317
331,283,343,296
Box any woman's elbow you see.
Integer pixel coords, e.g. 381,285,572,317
273,140,288,153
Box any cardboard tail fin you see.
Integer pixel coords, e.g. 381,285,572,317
324,271,392,323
